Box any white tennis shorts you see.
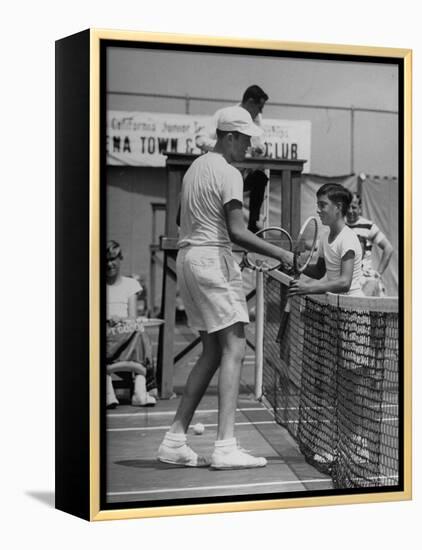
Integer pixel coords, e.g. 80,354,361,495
177,246,249,333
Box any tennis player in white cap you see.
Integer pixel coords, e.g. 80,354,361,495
157,106,291,469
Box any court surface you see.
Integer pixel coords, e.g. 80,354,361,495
106,322,333,504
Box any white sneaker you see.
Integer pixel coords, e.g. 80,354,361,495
131,394,156,407
211,447,267,470
157,442,210,467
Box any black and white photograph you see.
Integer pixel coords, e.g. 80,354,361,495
5,0,421,544
101,35,408,513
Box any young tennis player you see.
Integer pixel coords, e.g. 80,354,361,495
290,184,369,465
289,183,363,297
157,106,292,469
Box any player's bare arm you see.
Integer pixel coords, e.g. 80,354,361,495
224,199,293,269
289,250,355,295
377,236,394,274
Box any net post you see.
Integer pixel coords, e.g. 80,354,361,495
262,170,270,229
254,270,265,399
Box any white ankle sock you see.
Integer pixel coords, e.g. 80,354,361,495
214,438,237,452
163,432,187,448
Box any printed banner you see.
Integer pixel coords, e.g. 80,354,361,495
107,111,311,170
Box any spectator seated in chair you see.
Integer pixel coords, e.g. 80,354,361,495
106,240,158,409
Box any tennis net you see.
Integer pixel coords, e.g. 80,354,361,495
262,270,400,489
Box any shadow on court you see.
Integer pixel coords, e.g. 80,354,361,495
115,455,288,471
106,322,333,504
115,459,201,470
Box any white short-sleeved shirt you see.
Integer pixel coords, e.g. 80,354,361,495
107,276,141,319
318,225,363,296
178,152,244,250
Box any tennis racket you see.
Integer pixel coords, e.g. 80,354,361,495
242,226,293,272
276,216,319,342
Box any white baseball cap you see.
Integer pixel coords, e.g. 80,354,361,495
217,106,263,137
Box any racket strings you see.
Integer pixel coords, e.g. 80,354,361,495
293,217,319,274
245,228,292,272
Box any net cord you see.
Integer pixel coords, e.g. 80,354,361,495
267,270,398,312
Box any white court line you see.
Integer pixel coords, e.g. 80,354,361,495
107,419,339,432
281,417,397,425
275,403,398,411
108,416,400,433
108,407,267,419
107,403,398,420
107,478,330,497
108,420,277,432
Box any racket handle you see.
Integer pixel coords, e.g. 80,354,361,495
276,272,298,342
276,306,290,343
